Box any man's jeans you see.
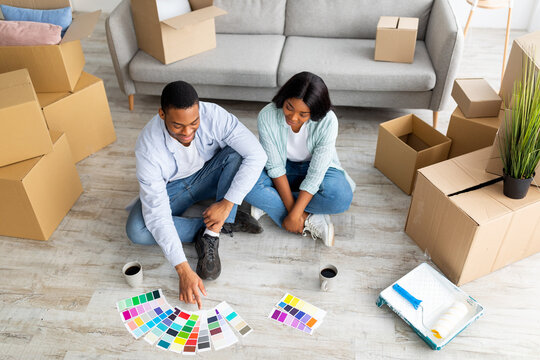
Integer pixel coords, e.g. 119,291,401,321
244,161,353,227
126,147,241,245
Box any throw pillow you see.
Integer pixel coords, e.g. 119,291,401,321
0,5,72,36
0,20,62,46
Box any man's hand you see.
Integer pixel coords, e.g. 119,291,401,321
175,262,206,309
202,199,234,232
282,213,305,234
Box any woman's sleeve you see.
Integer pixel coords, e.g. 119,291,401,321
258,108,287,179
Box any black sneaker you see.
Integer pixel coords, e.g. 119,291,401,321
222,209,263,237
195,228,221,280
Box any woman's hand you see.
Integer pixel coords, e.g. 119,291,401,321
282,213,305,234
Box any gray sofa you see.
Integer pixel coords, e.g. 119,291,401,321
106,0,463,127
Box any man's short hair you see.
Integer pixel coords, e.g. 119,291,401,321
161,81,199,112
272,72,332,121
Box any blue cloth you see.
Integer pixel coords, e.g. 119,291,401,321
133,102,266,267
126,146,241,246
244,160,353,227
0,5,72,36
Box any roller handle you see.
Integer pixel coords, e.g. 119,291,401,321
393,283,422,310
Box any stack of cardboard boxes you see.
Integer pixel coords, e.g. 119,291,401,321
405,31,540,285
0,0,117,240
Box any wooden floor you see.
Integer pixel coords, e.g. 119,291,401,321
1,17,540,359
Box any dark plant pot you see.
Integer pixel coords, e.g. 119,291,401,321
503,173,534,199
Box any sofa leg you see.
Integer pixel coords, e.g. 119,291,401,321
129,94,134,111
432,111,439,129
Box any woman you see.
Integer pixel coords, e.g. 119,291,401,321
245,72,355,246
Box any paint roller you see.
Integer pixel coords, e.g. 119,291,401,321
392,283,469,339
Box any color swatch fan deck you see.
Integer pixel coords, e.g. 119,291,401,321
116,290,252,353
269,293,327,334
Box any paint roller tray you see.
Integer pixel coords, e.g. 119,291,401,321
376,263,484,350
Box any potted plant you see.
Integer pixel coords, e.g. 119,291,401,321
498,53,540,199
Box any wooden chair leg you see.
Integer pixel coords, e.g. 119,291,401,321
128,94,134,111
463,2,477,37
433,111,439,129
502,4,513,80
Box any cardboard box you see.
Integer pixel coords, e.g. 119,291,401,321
0,131,83,241
405,148,540,285
374,16,418,63
485,109,540,185
374,114,452,194
130,0,227,65
451,78,502,118
447,107,502,158
499,31,540,107
37,72,117,163
0,69,52,167
0,0,100,92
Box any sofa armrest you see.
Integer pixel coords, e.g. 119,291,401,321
105,0,138,96
425,0,464,111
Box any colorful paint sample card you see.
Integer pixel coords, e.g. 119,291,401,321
215,301,253,337
197,311,212,352
207,308,238,351
119,297,169,323
275,293,327,330
124,306,174,339
157,309,195,351
117,289,163,312
268,308,313,334
144,307,182,345
169,312,200,355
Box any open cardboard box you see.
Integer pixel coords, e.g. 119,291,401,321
131,0,226,65
37,72,117,163
405,148,540,285
446,106,502,159
0,0,100,92
374,114,451,194
499,31,540,108
374,16,418,64
451,78,501,118
0,131,83,241
0,69,52,167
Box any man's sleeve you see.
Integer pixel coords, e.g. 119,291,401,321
136,150,187,267
214,106,267,204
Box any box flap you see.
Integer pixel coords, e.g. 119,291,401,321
0,0,70,10
60,10,101,44
161,5,226,30
450,187,510,225
377,16,398,29
411,115,451,149
484,182,540,211
419,148,499,195
0,151,41,180
455,78,501,102
398,17,419,30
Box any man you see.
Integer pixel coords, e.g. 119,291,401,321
126,81,267,309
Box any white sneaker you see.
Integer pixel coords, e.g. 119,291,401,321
251,205,266,221
303,214,335,247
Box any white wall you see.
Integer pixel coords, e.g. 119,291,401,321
73,0,540,31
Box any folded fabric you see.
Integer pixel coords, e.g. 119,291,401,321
0,20,62,46
156,0,191,21
0,5,72,36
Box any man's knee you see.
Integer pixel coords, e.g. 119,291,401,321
125,219,155,245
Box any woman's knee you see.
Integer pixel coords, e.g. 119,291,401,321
319,181,353,213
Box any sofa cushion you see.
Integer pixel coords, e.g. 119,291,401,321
214,0,286,35
285,0,432,40
278,36,436,92
129,34,285,87
0,20,62,46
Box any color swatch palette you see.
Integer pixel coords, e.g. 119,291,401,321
208,309,238,350
117,291,251,354
216,301,253,336
268,293,326,334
